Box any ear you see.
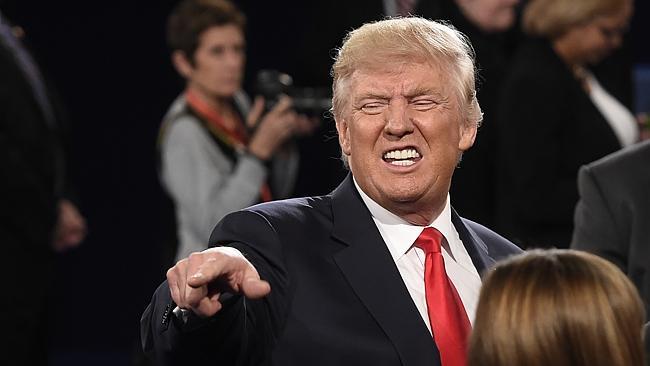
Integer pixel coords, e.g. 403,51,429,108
458,121,477,152
171,50,194,79
336,117,352,156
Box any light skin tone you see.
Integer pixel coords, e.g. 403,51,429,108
167,247,270,317
172,24,315,160
553,0,633,67
52,199,87,252
337,61,476,225
173,25,246,110
166,59,476,318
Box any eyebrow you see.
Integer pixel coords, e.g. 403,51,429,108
403,86,444,99
354,92,392,101
354,87,444,101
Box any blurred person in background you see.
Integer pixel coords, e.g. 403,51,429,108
0,7,86,366
469,249,646,366
160,0,315,261
571,140,650,317
496,0,638,248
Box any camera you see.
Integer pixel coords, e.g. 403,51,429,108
255,69,332,117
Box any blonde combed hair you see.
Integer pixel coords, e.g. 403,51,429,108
330,17,482,129
469,249,646,366
523,0,625,38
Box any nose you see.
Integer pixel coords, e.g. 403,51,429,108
225,49,244,69
384,100,414,138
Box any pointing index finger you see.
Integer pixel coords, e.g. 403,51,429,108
185,247,256,289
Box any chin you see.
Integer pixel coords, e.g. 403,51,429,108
587,54,606,65
212,89,238,99
384,188,424,204
492,14,515,32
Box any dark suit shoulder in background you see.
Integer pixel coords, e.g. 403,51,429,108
571,140,650,316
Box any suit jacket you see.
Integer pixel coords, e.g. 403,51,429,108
571,140,650,316
141,175,521,365
496,37,622,249
0,33,62,251
0,15,67,365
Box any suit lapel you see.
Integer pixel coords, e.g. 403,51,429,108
330,175,439,366
451,209,496,277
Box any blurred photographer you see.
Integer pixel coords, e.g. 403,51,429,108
160,0,315,261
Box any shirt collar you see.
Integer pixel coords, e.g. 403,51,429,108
353,178,458,261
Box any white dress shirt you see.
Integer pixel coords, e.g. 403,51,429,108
354,179,482,334
585,71,639,147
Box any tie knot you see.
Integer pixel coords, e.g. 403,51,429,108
414,227,443,254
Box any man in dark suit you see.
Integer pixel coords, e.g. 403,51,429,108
0,9,86,365
141,17,521,366
571,140,650,316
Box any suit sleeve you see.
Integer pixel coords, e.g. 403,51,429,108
140,280,257,365
570,165,627,270
140,209,289,365
0,72,59,248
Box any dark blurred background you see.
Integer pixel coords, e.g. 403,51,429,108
1,0,649,364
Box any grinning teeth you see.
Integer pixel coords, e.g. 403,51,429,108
383,149,420,160
390,160,415,166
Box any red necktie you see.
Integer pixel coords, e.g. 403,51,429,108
415,227,471,366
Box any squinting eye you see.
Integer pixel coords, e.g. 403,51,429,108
361,103,386,115
412,100,436,111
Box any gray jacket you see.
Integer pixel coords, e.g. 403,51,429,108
159,93,298,260
571,140,650,316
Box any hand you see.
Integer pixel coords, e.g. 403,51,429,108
52,199,87,252
246,96,308,160
167,247,271,318
292,115,320,137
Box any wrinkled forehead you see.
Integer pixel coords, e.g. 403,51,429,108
347,60,453,98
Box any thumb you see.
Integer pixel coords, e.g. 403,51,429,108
247,96,265,128
240,276,271,299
